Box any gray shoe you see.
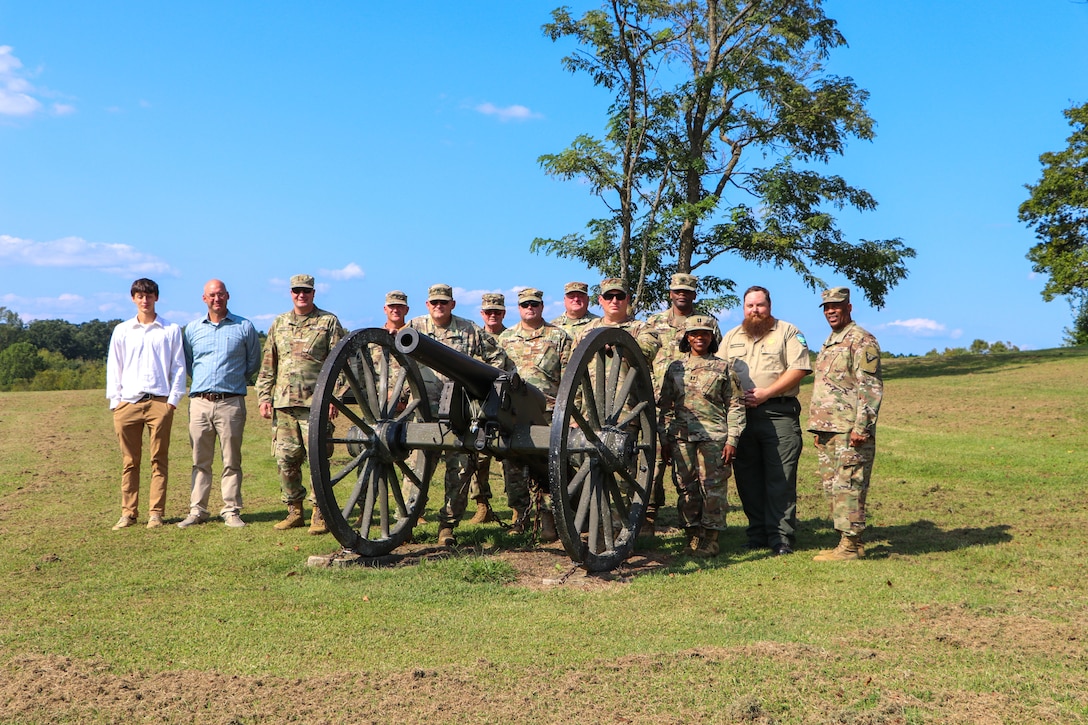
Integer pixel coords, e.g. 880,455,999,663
112,515,136,530
146,513,164,529
223,513,246,528
177,513,209,528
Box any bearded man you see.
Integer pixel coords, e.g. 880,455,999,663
720,286,812,555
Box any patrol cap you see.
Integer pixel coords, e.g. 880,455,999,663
480,292,506,311
600,278,628,295
427,283,454,302
290,274,315,290
518,288,543,304
820,287,851,306
684,315,717,334
385,290,408,306
670,273,698,292
564,281,590,295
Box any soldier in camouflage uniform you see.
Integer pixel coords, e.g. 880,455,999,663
407,284,495,547
573,278,661,361
468,292,509,524
807,287,883,561
658,316,745,557
550,281,600,337
643,273,722,532
498,288,573,539
256,274,346,533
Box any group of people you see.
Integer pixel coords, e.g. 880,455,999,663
104,271,883,562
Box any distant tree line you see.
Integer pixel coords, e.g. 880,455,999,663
0,307,119,391
924,339,1021,358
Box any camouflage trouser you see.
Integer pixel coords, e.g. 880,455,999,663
813,431,876,534
501,460,539,514
670,439,730,531
469,453,494,502
271,407,310,504
437,451,474,528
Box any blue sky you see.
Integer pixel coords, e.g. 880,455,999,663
2,1,1086,355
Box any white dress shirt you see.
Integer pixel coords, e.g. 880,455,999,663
106,315,187,409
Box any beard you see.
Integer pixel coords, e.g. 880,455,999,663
742,313,776,339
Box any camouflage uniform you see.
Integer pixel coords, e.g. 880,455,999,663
255,305,345,503
658,352,746,531
808,319,882,535
471,293,513,507
498,319,573,511
550,310,600,338
574,316,661,363
407,310,492,528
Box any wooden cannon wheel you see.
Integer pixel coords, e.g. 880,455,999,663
549,327,657,572
307,328,436,556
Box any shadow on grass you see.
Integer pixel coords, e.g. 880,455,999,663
882,347,1088,381
860,519,1013,558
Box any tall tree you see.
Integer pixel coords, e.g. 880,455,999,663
0,307,26,354
534,0,914,312
1019,101,1088,346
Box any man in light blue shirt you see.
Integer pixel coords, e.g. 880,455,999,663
180,279,261,528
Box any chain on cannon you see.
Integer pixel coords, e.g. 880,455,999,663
306,325,657,571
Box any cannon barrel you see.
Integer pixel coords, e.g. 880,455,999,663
395,327,504,401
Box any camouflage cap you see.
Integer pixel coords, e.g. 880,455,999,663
670,273,698,292
480,292,506,311
564,281,590,295
684,315,717,334
518,288,543,304
289,274,315,290
385,290,408,306
427,283,454,302
820,287,850,306
600,278,628,295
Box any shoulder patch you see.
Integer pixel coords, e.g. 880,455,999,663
795,332,807,347
860,344,880,374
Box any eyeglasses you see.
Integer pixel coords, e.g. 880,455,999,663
483,309,504,314
602,292,627,301
428,299,451,306
291,288,313,295
519,301,542,308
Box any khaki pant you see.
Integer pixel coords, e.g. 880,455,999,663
188,395,246,517
113,397,174,518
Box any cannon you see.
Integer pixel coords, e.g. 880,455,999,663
306,325,657,571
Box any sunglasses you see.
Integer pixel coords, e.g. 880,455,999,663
519,301,542,308
291,288,313,295
602,292,627,301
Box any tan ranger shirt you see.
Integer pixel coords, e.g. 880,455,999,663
720,319,812,397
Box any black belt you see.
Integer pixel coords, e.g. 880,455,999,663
136,393,166,402
195,392,243,401
760,396,797,406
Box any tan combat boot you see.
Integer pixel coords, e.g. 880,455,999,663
508,508,527,534
469,500,496,524
437,527,456,546
684,526,704,552
273,502,305,530
643,505,658,537
693,529,720,558
813,533,863,561
308,504,328,535
539,510,559,543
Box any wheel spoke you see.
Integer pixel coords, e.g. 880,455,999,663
375,350,390,418
593,354,607,424
610,367,638,422
341,456,372,518
615,399,648,429
605,351,622,421
333,401,375,437
394,396,422,422
577,369,603,431
330,448,371,487
565,456,591,498
387,366,408,417
341,366,376,424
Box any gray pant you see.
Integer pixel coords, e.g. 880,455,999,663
188,395,247,517
732,397,803,547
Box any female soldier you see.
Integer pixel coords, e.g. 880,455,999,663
657,315,746,557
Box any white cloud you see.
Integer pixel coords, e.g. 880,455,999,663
0,46,42,116
320,263,365,281
879,318,963,339
52,103,75,116
474,102,542,122
0,234,177,276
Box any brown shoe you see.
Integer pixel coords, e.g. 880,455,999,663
309,505,328,535
693,529,720,558
813,533,863,561
469,500,496,524
437,527,456,546
539,510,559,543
684,526,703,552
508,508,527,534
273,502,305,530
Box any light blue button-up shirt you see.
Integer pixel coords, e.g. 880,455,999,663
183,311,261,396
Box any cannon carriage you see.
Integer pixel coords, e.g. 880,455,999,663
306,325,657,571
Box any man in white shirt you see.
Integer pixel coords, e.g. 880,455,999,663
106,278,187,530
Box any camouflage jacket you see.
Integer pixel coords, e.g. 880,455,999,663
644,307,721,392
550,311,600,338
658,353,746,445
256,307,346,409
573,316,661,364
480,328,515,372
407,314,493,403
498,322,572,407
807,321,883,436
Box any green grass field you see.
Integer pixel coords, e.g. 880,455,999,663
1,348,1086,723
